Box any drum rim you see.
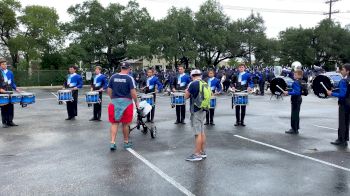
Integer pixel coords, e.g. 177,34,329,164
86,92,99,95
233,92,248,95
172,92,185,96
21,93,35,96
58,90,72,93
141,95,154,98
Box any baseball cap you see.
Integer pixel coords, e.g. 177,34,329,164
120,62,131,69
190,69,202,76
0,57,7,64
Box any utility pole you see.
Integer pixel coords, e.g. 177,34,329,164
324,0,340,20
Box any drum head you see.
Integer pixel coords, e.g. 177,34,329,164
87,91,99,95
141,94,153,98
312,75,332,98
59,90,72,93
270,77,287,95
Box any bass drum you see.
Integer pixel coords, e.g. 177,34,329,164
312,75,333,99
270,77,293,95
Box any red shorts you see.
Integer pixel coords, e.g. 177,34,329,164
108,103,134,124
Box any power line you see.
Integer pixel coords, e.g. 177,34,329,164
324,0,340,20
223,5,324,15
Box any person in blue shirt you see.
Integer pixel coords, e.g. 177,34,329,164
283,70,303,134
184,69,207,162
0,58,21,128
205,69,222,125
326,64,350,147
144,68,163,123
90,66,108,121
107,62,139,150
230,64,253,127
171,65,191,124
64,65,83,120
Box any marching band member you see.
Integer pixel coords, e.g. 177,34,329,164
230,64,253,127
64,65,83,120
0,58,20,128
327,64,350,147
144,68,163,123
205,69,222,125
90,66,108,121
283,70,303,134
172,65,191,124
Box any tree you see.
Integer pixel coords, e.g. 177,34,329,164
279,27,315,66
16,5,61,70
313,19,350,65
67,0,152,69
238,13,267,65
195,0,231,68
254,38,280,65
0,0,21,67
151,7,197,68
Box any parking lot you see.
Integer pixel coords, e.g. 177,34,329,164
1,88,350,196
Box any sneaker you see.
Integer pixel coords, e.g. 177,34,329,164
200,151,207,158
185,154,203,162
110,143,117,151
123,142,133,149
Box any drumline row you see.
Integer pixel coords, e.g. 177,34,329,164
57,89,249,108
139,92,249,108
57,90,101,104
0,92,36,106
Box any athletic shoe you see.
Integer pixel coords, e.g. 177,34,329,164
110,143,117,151
200,151,207,158
185,154,203,162
123,142,133,149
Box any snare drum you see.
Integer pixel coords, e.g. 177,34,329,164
0,94,10,106
141,94,154,106
21,93,35,105
210,96,217,109
171,92,185,105
86,91,100,104
10,93,22,104
232,92,249,106
57,90,73,102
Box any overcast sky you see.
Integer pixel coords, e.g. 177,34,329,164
19,0,350,38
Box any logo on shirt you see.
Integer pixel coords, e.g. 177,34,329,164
114,78,127,83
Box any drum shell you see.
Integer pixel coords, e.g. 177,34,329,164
232,93,249,106
171,93,185,105
10,94,22,104
270,77,293,95
0,94,10,106
58,90,73,101
141,95,154,106
21,93,35,104
210,97,216,109
312,74,335,98
86,92,99,104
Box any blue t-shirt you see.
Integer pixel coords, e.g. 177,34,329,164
188,80,201,113
108,73,136,99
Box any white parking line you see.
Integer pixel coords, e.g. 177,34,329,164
234,135,350,172
127,148,195,196
313,125,337,131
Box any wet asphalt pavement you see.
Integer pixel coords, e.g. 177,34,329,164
1,88,350,196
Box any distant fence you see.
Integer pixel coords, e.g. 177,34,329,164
13,70,90,87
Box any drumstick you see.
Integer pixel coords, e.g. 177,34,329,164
276,85,284,92
320,82,329,91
